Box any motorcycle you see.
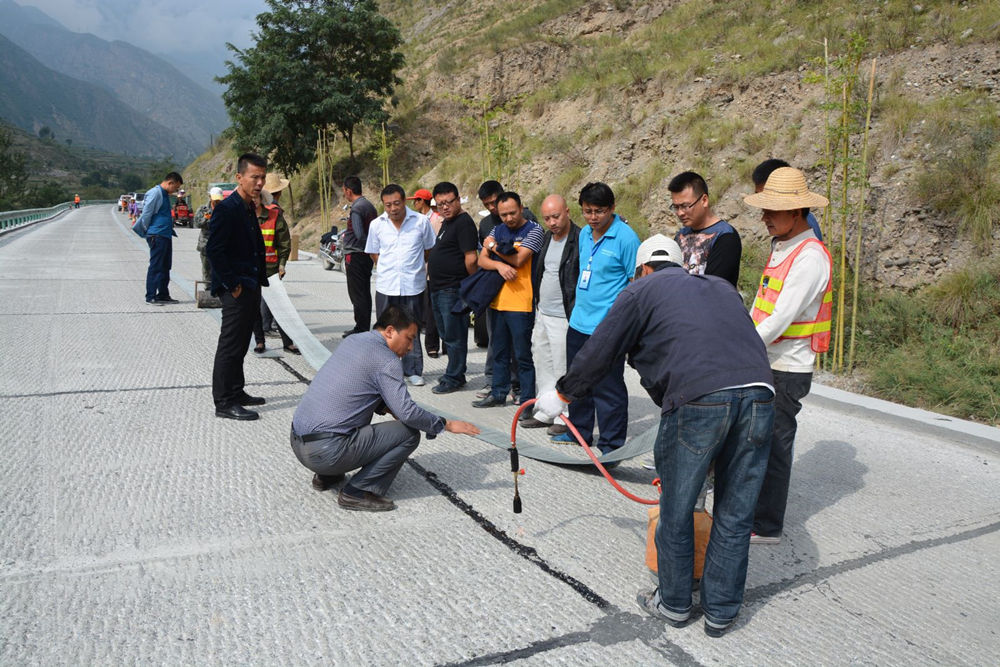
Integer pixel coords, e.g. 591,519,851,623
319,222,344,271
173,200,193,227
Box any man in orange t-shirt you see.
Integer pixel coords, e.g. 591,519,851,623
472,191,544,408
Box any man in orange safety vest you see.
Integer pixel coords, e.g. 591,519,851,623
744,166,832,546
253,173,298,355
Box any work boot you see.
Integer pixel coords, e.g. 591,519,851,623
312,472,345,491
337,488,395,512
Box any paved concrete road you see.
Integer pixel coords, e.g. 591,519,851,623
1,206,998,665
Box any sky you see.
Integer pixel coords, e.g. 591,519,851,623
15,0,271,92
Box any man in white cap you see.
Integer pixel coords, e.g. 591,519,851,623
535,234,775,638
743,166,832,546
536,234,774,637
197,187,226,282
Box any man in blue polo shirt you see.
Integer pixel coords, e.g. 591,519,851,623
553,182,639,454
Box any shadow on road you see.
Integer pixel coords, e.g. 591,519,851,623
740,438,868,625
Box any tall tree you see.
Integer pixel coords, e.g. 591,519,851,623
218,0,405,174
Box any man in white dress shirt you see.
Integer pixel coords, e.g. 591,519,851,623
365,184,437,386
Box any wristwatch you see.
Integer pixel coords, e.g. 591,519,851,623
488,240,497,251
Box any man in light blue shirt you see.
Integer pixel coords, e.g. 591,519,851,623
133,171,183,305
555,182,639,454
366,184,437,385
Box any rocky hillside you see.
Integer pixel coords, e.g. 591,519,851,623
190,0,1000,290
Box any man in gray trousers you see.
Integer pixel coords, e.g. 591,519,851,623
290,305,480,511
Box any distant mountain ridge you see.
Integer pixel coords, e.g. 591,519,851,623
0,0,228,155
0,33,195,158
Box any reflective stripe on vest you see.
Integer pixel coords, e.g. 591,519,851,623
260,205,280,264
751,238,833,353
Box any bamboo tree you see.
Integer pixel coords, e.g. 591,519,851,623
835,82,850,371
381,122,390,187
316,128,327,232
819,38,834,372
822,39,834,247
848,58,878,372
370,122,394,189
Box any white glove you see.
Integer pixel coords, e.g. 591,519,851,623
534,390,568,422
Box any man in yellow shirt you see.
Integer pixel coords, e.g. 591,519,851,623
473,192,545,408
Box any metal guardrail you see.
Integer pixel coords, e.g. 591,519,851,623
0,200,118,234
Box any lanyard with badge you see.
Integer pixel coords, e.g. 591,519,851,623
578,236,606,291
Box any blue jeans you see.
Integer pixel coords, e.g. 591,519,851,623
489,309,535,401
145,235,172,300
654,386,774,626
430,288,469,388
375,292,424,377
566,326,628,452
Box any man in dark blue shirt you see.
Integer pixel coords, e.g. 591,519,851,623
536,234,774,638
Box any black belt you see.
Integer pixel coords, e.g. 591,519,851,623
297,431,340,443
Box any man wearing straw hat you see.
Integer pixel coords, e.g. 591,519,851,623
253,172,299,355
743,166,833,546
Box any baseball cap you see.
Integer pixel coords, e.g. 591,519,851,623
407,188,432,201
209,187,224,201
635,234,683,269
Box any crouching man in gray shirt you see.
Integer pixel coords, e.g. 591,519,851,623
291,305,480,512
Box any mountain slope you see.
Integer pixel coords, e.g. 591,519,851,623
0,0,227,151
0,33,195,158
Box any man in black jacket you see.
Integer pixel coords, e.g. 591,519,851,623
520,194,580,432
535,234,774,638
206,153,270,420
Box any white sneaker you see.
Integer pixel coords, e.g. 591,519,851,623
406,375,425,386
641,458,655,471
475,384,492,399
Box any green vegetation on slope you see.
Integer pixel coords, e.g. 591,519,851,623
856,260,1000,422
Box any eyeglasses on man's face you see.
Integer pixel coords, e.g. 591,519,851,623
669,195,703,214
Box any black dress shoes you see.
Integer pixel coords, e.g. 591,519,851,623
312,472,346,491
337,489,395,511
472,394,506,408
215,404,259,420
236,393,266,406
